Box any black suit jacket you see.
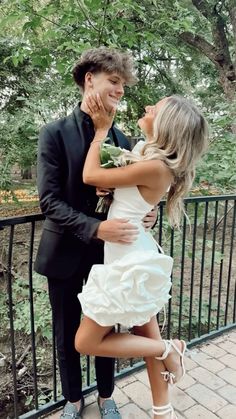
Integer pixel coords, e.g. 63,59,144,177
34,105,130,279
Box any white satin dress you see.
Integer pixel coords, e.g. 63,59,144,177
78,185,173,328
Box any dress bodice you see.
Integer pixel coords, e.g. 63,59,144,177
107,186,154,223
105,186,157,264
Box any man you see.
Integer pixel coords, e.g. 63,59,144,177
35,47,156,419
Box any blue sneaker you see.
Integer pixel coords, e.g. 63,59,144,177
98,398,121,418
60,397,84,418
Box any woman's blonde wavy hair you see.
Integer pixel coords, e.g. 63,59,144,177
122,95,209,228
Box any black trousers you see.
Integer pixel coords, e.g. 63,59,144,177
48,267,115,402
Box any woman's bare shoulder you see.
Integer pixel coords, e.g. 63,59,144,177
142,159,173,180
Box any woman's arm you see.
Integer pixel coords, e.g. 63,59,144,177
83,95,170,192
83,140,164,189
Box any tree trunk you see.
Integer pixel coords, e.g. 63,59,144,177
21,168,32,180
180,0,236,133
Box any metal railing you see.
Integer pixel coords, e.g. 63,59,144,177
0,194,235,418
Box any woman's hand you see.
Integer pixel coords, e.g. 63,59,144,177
85,94,116,132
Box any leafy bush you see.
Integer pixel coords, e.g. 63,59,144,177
1,273,52,341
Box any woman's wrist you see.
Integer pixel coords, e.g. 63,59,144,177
90,140,103,145
95,128,109,136
92,130,108,143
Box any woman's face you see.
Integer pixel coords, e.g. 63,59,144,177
138,98,167,139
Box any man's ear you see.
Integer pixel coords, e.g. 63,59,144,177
84,72,93,89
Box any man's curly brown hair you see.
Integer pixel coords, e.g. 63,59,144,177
73,47,137,89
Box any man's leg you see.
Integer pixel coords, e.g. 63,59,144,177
83,242,115,404
95,352,115,398
95,331,120,418
48,275,83,403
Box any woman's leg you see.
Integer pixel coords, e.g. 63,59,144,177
75,316,182,418
75,316,182,371
134,317,171,419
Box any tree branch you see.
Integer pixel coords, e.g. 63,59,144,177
76,0,99,32
192,0,231,63
229,1,236,36
192,0,212,20
19,3,70,35
98,0,110,46
228,1,236,62
179,32,218,64
31,12,67,31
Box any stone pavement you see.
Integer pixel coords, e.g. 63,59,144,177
45,330,236,418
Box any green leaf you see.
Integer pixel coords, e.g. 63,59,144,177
12,56,19,67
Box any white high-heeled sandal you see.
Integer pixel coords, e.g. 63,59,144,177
155,339,186,385
152,403,177,418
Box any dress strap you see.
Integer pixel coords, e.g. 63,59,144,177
153,237,165,254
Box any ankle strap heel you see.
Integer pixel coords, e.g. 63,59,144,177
152,403,176,418
155,339,187,385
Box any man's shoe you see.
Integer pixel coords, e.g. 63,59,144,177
98,398,121,418
60,397,85,418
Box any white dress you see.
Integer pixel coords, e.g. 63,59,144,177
78,185,173,328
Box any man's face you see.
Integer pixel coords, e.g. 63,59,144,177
84,72,125,112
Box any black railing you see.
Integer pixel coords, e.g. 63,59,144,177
0,195,235,418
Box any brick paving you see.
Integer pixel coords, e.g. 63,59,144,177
45,330,236,418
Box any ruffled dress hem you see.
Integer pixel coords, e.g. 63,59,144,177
78,250,173,328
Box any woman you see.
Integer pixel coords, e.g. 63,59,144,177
75,94,208,418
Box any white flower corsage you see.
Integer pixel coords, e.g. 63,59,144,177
96,139,131,213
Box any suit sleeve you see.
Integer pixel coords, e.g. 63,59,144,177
37,125,100,244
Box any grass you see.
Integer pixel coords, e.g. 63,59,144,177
0,200,40,217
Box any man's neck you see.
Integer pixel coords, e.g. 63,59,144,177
80,99,88,114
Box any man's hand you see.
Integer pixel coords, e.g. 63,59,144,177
142,207,158,230
96,219,139,243
96,187,114,197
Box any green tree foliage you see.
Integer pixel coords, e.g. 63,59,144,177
0,0,235,191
